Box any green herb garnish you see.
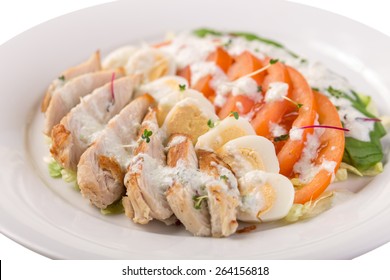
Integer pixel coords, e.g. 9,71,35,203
192,195,208,209
270,58,279,65
220,175,228,181
207,119,214,128
179,84,186,91
141,129,153,143
274,134,289,142
257,85,262,92
223,39,233,48
58,75,65,81
230,111,239,120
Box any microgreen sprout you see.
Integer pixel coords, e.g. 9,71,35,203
220,175,228,181
179,84,186,91
282,96,303,109
207,119,215,128
230,111,239,120
192,195,208,209
274,134,289,142
141,129,153,143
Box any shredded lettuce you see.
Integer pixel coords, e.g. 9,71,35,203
335,168,348,182
100,199,125,215
47,156,80,190
61,169,77,183
285,192,334,222
48,158,63,178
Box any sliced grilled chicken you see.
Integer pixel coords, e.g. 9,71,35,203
41,51,101,112
197,150,240,237
51,76,139,171
124,108,173,224
77,94,154,209
44,68,124,135
166,134,211,236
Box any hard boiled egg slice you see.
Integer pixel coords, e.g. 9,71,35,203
238,170,294,222
137,75,188,102
163,97,218,144
158,88,215,126
102,46,138,70
195,117,256,152
216,135,279,177
125,47,176,82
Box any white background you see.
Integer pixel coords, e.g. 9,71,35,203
1,0,390,262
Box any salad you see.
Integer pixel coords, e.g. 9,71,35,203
43,28,387,237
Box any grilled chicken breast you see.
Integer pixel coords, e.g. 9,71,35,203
41,51,101,113
51,76,139,171
197,150,239,237
124,108,173,224
165,134,211,236
44,68,124,135
77,94,154,209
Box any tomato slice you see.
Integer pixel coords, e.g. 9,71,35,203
277,66,316,177
227,51,265,84
218,95,255,119
251,61,292,138
293,91,345,204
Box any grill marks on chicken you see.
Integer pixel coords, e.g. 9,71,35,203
77,95,154,209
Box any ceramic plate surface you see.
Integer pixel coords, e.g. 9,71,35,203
1,0,390,259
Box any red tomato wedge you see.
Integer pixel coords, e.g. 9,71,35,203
193,75,214,99
294,91,345,204
277,66,316,177
227,51,265,84
218,95,255,119
192,47,234,100
177,66,191,84
207,46,234,73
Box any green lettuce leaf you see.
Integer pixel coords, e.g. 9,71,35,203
327,87,386,172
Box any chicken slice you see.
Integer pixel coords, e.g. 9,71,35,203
77,94,154,209
51,76,139,171
44,68,124,135
165,134,211,237
41,51,101,112
124,109,173,224
197,150,240,237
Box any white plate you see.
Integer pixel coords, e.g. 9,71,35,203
1,0,390,260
